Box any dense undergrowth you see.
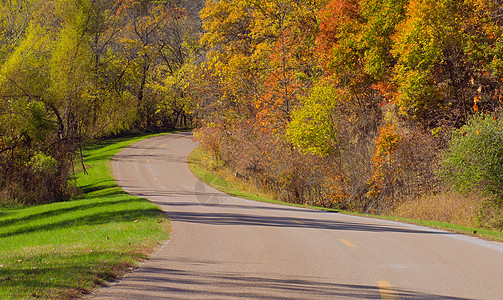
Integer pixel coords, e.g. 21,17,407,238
189,146,503,242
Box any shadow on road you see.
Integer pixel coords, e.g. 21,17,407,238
164,210,450,235
102,260,468,299
117,180,450,235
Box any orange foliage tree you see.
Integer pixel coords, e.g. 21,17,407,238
191,0,503,215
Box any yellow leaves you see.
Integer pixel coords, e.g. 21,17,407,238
374,123,401,156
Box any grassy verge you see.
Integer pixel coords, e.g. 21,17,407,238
189,146,503,243
188,147,339,212
0,133,170,299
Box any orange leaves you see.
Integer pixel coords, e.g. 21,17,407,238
367,123,402,199
316,0,361,73
374,123,401,157
316,0,360,53
371,81,397,103
322,171,349,204
473,95,480,112
201,0,321,133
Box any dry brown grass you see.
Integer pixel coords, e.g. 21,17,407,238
393,191,484,227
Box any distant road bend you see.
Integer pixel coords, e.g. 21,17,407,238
91,131,503,299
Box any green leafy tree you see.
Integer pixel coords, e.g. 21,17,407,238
287,81,340,156
360,0,408,80
442,113,503,204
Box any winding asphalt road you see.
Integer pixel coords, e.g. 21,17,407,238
90,132,503,299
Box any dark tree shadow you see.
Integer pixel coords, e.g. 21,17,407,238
163,210,452,234
0,206,164,238
0,250,141,299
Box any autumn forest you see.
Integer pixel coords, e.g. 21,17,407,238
1,0,502,229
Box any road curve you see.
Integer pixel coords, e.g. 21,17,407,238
90,132,503,299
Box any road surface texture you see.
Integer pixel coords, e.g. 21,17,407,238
90,132,503,299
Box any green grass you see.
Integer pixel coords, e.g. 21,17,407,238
189,146,503,242
0,133,170,299
360,214,503,241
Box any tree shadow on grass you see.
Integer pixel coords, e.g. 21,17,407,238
0,250,140,299
0,205,164,238
0,165,157,229
78,181,120,194
82,136,136,152
84,152,119,164
0,211,13,218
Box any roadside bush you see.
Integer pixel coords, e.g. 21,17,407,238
193,124,223,164
362,118,442,214
0,147,77,206
442,113,503,206
194,122,333,207
366,122,403,210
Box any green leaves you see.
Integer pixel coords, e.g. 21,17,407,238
442,113,503,204
287,81,341,156
360,0,407,79
391,0,450,118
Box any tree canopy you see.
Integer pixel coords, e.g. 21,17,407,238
0,0,203,205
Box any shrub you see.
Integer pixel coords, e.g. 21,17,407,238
363,118,443,214
442,113,503,206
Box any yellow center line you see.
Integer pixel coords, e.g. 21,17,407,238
153,177,158,181
338,238,356,248
147,159,150,163
150,152,155,155
160,143,166,148
292,220,304,224
377,280,397,300
160,186,165,189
